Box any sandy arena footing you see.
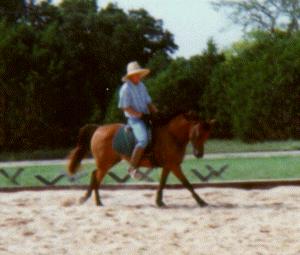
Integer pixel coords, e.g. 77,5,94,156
1,187,300,255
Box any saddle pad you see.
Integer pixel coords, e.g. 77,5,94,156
112,126,136,157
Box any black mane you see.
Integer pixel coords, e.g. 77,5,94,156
151,110,201,127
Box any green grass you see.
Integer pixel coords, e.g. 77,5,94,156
1,155,300,187
184,156,300,182
202,139,300,154
0,139,299,187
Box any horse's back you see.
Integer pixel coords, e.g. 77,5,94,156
91,123,123,142
91,123,123,154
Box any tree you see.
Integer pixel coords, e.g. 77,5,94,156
208,31,300,141
212,0,300,33
26,1,61,30
0,0,26,23
0,0,178,150
127,9,177,64
146,40,224,120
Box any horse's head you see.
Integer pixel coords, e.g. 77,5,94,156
184,112,215,158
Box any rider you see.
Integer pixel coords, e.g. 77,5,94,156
118,61,158,179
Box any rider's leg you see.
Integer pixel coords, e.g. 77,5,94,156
127,118,149,179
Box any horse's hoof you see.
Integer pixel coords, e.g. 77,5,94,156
129,169,144,180
199,201,209,207
79,196,88,204
95,199,104,206
156,201,166,207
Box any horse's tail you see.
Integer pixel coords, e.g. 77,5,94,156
68,124,99,175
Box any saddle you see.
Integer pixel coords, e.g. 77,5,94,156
112,125,153,157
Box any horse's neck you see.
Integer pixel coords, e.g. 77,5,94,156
167,116,191,145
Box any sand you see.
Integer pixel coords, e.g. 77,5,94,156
1,187,300,255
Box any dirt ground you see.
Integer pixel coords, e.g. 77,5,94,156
1,187,300,255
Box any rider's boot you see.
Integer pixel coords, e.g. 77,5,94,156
128,146,144,180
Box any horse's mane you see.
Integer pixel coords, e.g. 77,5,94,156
151,111,182,126
151,110,201,127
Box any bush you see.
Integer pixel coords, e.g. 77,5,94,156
209,31,300,141
147,40,225,118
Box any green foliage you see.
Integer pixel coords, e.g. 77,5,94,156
1,0,299,152
0,0,177,151
0,0,26,23
104,89,125,124
147,57,194,114
147,40,225,117
209,31,300,141
202,63,233,138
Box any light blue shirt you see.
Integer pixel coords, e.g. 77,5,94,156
118,81,152,118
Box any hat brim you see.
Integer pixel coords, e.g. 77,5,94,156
122,69,150,82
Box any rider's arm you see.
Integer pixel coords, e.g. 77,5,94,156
122,107,143,118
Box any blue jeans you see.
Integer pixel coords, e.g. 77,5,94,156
128,117,151,148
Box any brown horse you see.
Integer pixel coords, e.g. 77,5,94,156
68,112,214,207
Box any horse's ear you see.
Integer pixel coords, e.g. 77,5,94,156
183,111,199,121
201,119,216,131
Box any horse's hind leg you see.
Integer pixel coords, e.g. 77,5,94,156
171,165,208,207
92,168,109,206
80,167,110,206
79,169,97,204
156,167,170,207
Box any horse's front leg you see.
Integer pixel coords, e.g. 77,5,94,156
156,167,170,207
170,165,208,207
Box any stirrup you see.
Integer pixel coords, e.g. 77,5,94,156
128,168,143,180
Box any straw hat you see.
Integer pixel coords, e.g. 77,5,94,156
122,61,150,82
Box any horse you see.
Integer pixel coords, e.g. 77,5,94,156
67,112,215,207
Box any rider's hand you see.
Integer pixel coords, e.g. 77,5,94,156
137,112,143,119
141,113,152,124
